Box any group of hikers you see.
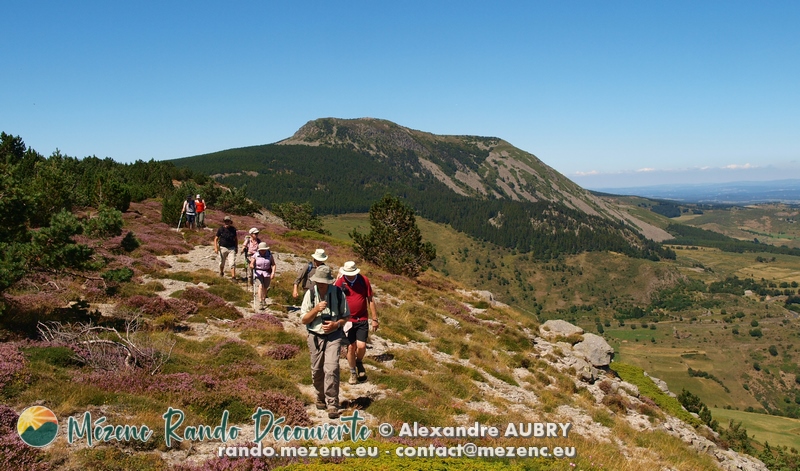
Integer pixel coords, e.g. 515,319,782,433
212,215,379,419
180,194,206,229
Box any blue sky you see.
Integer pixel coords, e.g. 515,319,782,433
3,1,799,188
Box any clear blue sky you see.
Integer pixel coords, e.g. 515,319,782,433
3,1,799,188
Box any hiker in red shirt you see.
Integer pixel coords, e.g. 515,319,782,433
334,261,379,385
195,195,206,228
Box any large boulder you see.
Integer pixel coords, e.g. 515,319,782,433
539,320,584,340
573,333,614,367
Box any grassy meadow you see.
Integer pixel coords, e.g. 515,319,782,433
710,407,800,449
675,204,800,249
324,204,800,451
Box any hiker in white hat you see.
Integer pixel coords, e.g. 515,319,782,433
241,228,262,284
292,248,328,299
334,261,378,385
250,242,276,310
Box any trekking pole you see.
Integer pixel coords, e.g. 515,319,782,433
177,212,184,231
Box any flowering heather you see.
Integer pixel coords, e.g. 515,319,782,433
180,287,227,307
123,201,194,256
265,344,300,360
379,274,404,283
167,298,199,318
73,366,310,425
5,292,66,317
132,252,171,273
81,279,107,302
117,295,172,317
0,405,51,471
234,387,309,426
136,230,193,256
0,405,17,432
0,343,28,390
114,295,198,319
439,298,480,324
232,313,282,330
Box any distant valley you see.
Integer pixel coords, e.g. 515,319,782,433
594,179,800,204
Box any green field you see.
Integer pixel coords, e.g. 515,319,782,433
710,408,800,449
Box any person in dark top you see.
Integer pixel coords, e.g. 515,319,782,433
214,216,238,279
182,195,196,230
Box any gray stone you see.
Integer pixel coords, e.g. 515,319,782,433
645,372,677,398
539,320,584,340
573,333,614,367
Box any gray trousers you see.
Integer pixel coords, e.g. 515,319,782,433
307,330,343,408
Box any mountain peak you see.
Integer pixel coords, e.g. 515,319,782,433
278,117,671,242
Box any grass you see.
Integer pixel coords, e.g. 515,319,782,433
609,362,701,426
8,198,800,470
710,407,800,449
676,204,800,250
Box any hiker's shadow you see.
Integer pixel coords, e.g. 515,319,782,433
343,396,373,410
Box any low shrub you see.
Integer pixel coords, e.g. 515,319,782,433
0,405,51,471
0,343,28,391
265,344,300,360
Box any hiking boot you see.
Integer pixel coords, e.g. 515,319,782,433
327,407,340,419
356,361,367,381
348,369,358,385
315,400,326,410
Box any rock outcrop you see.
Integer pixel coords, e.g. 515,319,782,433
538,319,584,339
573,332,615,367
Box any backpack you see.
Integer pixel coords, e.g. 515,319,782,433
300,262,314,289
309,286,346,318
253,251,273,273
244,236,261,255
186,200,196,214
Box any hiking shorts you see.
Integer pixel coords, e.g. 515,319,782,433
219,246,236,271
346,320,369,345
254,272,272,290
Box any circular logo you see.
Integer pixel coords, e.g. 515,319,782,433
17,406,59,447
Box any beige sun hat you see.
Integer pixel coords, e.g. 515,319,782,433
310,265,334,284
341,261,360,276
257,242,269,251
311,248,328,262
249,227,259,234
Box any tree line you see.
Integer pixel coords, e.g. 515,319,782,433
174,144,674,261
666,224,800,257
0,132,205,306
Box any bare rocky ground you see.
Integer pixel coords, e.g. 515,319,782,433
106,244,768,470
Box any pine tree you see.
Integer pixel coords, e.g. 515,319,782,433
272,202,330,234
350,194,436,277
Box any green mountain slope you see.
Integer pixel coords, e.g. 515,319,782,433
172,118,672,260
